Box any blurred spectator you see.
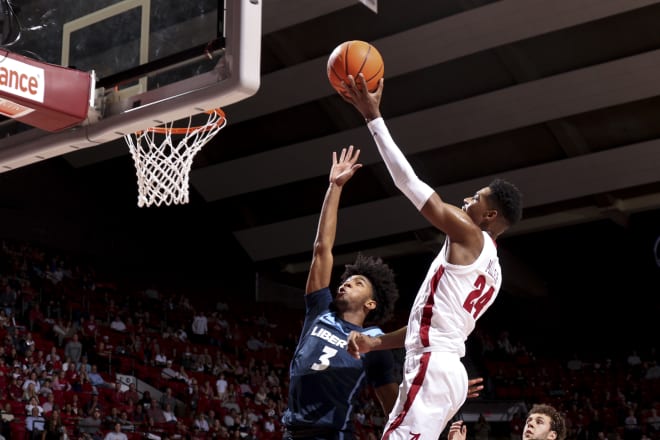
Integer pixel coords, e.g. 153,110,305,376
645,408,660,438
84,394,104,416
624,407,642,440
160,360,181,381
104,422,128,440
193,412,210,432
42,393,56,414
88,364,113,389
23,371,41,394
110,316,127,333
162,403,177,424
80,315,99,347
104,407,121,427
644,360,660,380
117,411,134,432
263,416,276,433
153,345,167,367
53,319,73,347
146,399,166,424
120,382,139,406
52,370,71,391
175,327,188,343
216,373,228,400
159,387,177,412
43,408,66,440
474,413,492,440
191,310,208,345
132,404,147,425
25,396,44,416
25,406,46,440
46,346,62,370
246,333,266,351
64,334,83,364
28,304,45,332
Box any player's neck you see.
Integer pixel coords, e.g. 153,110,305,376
339,311,365,328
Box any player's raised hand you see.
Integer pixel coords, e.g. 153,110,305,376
341,73,384,122
331,145,362,187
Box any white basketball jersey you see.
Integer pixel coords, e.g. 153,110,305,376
405,231,501,357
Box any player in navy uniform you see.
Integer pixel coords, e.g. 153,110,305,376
282,146,401,440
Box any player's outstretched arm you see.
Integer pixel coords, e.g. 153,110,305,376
306,146,362,294
341,75,478,244
346,326,407,359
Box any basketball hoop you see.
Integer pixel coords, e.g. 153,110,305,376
124,108,227,207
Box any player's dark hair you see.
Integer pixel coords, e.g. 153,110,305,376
488,179,523,226
528,404,566,440
340,253,399,325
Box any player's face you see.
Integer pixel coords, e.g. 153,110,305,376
335,275,375,310
523,413,556,440
462,186,493,226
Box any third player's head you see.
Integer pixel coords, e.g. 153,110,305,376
335,254,399,326
524,404,566,440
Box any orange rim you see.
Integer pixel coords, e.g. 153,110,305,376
144,108,226,135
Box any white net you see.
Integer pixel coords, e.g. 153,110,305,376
124,109,227,207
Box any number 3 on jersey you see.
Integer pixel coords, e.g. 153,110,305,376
463,274,495,319
311,346,338,371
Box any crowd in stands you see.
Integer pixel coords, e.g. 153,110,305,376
0,239,657,440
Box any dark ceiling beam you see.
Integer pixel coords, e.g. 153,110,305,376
62,0,659,169
225,0,660,123
233,139,660,261
261,0,356,34
194,48,660,200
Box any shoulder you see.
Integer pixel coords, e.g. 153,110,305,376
360,326,385,337
303,287,333,312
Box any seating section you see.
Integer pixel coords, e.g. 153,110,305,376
0,240,657,440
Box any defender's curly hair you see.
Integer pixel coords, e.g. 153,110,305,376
340,253,399,325
488,179,523,226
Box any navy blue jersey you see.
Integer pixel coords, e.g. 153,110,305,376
282,288,396,437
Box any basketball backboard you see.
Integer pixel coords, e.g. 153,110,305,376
0,0,261,171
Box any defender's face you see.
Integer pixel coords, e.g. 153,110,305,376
335,275,374,310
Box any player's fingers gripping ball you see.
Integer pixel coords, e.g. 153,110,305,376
327,40,384,96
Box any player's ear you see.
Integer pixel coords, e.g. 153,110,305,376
365,299,377,311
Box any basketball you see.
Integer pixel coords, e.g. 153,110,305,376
327,40,384,95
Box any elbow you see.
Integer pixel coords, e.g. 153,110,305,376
311,240,331,258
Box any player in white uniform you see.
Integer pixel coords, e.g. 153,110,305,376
341,74,524,440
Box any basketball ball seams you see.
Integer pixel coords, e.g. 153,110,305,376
356,43,369,78
327,40,384,95
364,62,383,84
343,42,350,83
